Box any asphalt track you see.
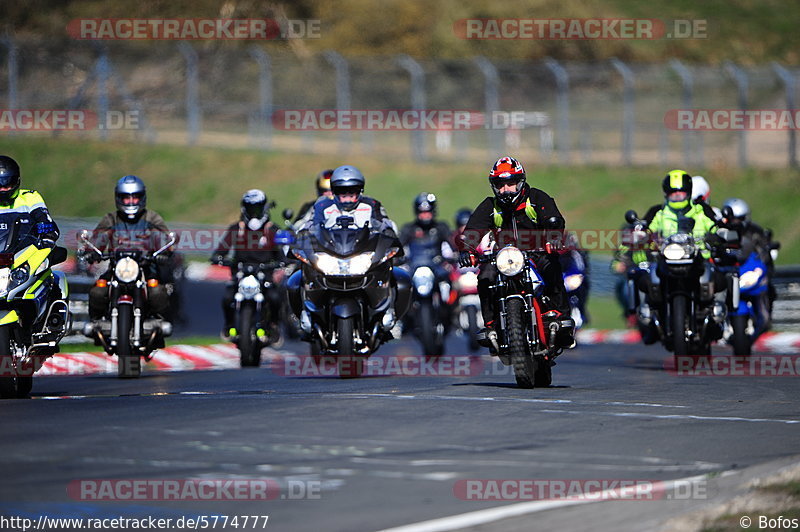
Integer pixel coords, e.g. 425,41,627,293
2,281,800,532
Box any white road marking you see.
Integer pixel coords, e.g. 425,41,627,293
376,473,713,532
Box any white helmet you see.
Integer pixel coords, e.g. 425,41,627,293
691,175,710,203
722,197,750,222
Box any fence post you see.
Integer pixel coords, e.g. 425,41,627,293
396,54,426,161
544,57,570,163
772,62,797,169
610,57,635,166
248,47,272,149
669,59,700,167
324,50,351,154
473,56,502,155
178,42,201,146
723,61,749,168
95,47,110,140
1,34,18,136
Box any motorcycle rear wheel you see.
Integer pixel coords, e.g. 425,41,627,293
506,298,536,389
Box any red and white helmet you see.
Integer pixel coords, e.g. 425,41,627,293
488,156,526,205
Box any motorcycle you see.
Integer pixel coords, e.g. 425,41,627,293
560,248,589,329
624,210,728,365
405,239,453,359
0,214,70,398
470,232,573,389
79,229,176,378
289,215,411,377
221,259,284,367
452,265,482,352
275,208,304,341
718,250,770,357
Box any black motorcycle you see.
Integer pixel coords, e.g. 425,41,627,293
624,211,729,365
474,237,573,389
79,229,176,378
405,239,453,359
289,216,411,377
222,260,283,367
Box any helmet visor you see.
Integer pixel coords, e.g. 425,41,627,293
243,202,266,220
667,191,688,203
0,174,20,189
490,176,523,191
118,192,144,206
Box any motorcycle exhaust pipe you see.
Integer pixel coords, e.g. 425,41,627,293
313,323,328,350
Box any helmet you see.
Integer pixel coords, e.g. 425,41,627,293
413,192,437,227
115,175,147,221
455,208,472,228
691,175,710,203
489,156,526,205
316,169,333,197
0,155,21,204
722,198,750,224
662,169,692,209
331,165,365,211
241,189,270,231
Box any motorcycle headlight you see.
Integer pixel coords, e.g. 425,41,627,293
412,266,435,296
564,273,584,292
496,246,525,276
10,265,29,286
238,275,261,298
663,243,693,261
114,257,140,283
739,268,763,290
34,258,49,276
315,252,374,276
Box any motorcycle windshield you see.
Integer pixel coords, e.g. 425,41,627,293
0,212,39,256
312,224,371,257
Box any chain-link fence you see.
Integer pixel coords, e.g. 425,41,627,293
1,37,798,167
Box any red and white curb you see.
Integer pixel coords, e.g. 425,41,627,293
577,329,800,353
37,343,277,376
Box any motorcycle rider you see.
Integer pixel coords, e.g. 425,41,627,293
399,193,455,260
720,197,776,330
211,189,284,341
294,169,334,226
457,156,574,349
83,175,172,326
691,175,722,221
0,156,60,247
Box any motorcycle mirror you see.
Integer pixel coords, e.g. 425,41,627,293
49,246,68,266
282,208,294,221
721,205,734,221
716,227,739,244
624,210,639,224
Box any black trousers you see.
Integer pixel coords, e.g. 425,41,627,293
477,253,569,325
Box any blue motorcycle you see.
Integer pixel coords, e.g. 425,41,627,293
728,251,771,356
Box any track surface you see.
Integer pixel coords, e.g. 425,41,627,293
3,282,800,531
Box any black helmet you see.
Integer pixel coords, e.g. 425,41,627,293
455,208,472,228
316,169,333,197
241,189,270,231
115,175,147,221
331,165,365,211
0,155,21,204
413,192,437,227
662,169,692,209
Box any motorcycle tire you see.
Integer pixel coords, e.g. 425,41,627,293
466,306,480,352
238,304,261,367
731,314,752,357
506,298,536,389
116,304,141,378
671,295,689,368
419,301,441,359
337,317,363,378
0,325,23,398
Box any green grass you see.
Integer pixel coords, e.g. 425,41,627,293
585,294,628,330
7,136,800,262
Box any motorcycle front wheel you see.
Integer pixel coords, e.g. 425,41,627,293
116,304,141,378
337,317,364,378
505,298,536,389
238,304,261,367
0,325,31,398
730,314,752,357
